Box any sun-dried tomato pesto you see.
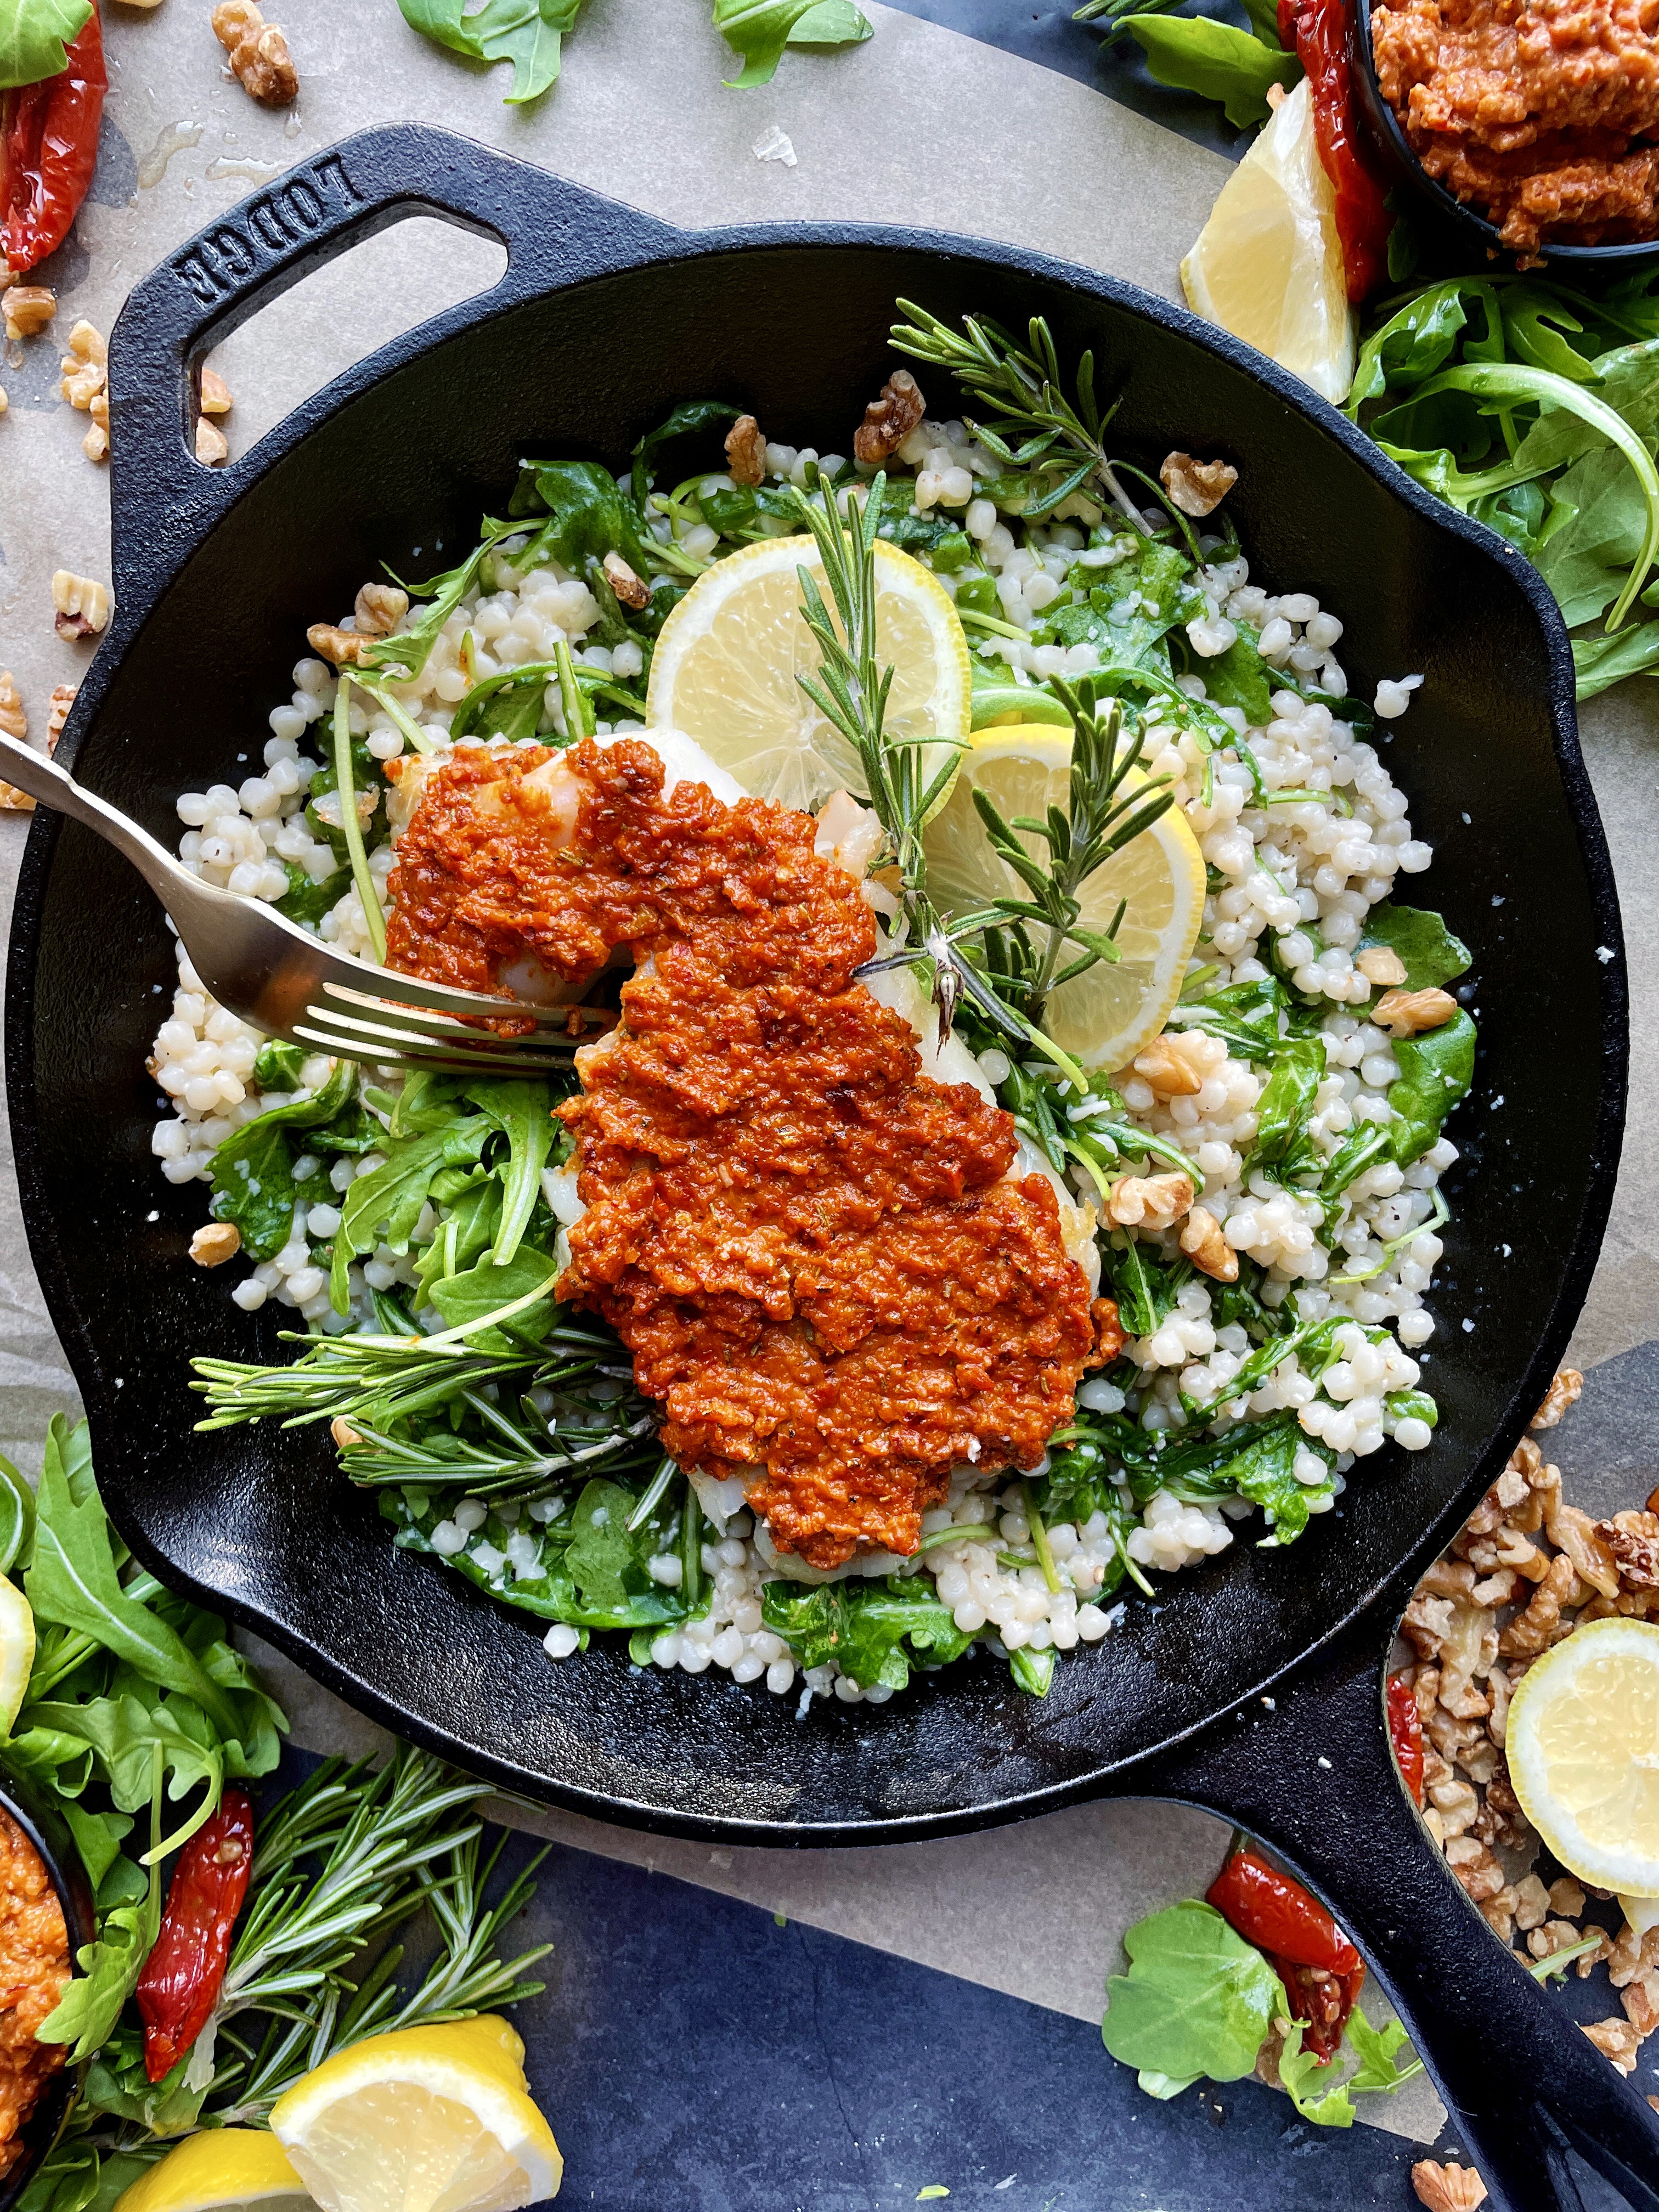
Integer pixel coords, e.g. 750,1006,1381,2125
386,740,1095,1568
0,1808,69,2177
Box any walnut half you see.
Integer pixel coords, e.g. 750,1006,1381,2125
51,570,111,641
853,369,926,465
1372,986,1458,1038
189,1222,242,1267
2,284,55,341
212,0,298,105
1106,1171,1194,1230
1159,451,1238,518
725,414,766,487
1179,1205,1238,1283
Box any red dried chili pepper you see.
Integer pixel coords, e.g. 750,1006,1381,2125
135,1786,254,2083
1276,0,1391,304
1208,1847,1365,2063
1387,1669,1425,1806
1,5,106,279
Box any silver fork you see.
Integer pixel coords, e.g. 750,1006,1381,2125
0,732,582,1076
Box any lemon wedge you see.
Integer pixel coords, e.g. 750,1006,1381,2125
646,532,970,817
0,1573,36,1737
269,2017,561,2212
921,725,1206,1070
1505,1617,1659,1897
113,2130,312,2212
1180,77,1356,406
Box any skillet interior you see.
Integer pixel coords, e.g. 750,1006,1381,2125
8,230,1622,1841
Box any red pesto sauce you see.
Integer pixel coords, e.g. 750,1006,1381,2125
386,740,1098,1568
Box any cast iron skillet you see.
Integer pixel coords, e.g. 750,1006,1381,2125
0,1768,95,2209
5,123,1650,2209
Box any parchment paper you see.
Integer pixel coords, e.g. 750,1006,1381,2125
1,0,1654,2149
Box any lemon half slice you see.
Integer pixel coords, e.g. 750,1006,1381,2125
113,2131,312,2212
646,533,970,817
0,1574,36,1737
921,725,1206,1070
1506,1618,1659,1897
269,2017,561,2212
1180,77,1356,406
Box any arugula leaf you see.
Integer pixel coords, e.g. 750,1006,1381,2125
80,2027,206,2136
1251,1036,1325,1166
1009,1645,1056,1696
251,1039,308,1091
59,1804,132,1894
360,519,520,682
1276,2018,1357,2126
521,460,648,573
712,0,872,88
465,1080,554,1266
2,1725,93,1798
1358,904,1471,992
396,0,585,101
1101,1231,1190,1340
0,0,91,91
37,1853,160,2063
1387,1009,1475,1165
1343,2009,1423,2093
24,1444,246,1746
338,1115,492,1261
1346,280,1499,414
1118,16,1299,129
1102,1900,1285,2085
24,1690,223,1848
1224,1419,1335,1542
209,1060,361,1260
562,1479,644,1612
761,1576,975,1690
1197,625,1274,726
275,864,352,929
1572,615,1659,698
426,1245,560,1351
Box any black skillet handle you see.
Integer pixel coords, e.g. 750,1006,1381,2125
106,122,680,606
1131,1617,1659,2212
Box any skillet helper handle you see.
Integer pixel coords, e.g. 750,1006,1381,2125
1135,1624,1659,2212
108,121,680,589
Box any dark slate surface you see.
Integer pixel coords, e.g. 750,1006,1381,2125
880,0,1253,161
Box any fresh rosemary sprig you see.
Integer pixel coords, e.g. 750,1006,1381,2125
889,301,1148,531
950,676,1174,1029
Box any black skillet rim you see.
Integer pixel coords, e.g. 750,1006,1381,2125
0,1765,95,2209
3,163,1630,1847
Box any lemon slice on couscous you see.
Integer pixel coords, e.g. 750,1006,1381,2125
112,2130,313,2212
1505,1617,1659,1908
646,533,971,817
1180,77,1356,407
269,2016,561,2212
921,725,1206,1070
0,1574,35,1737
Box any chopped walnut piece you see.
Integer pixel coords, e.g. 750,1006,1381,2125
51,570,110,640
1354,943,1407,988
602,551,650,610
725,413,766,487
1412,2160,1487,2211
1105,1171,1193,1229
354,583,408,637
1420,1558,1477,1599
1548,1876,1586,1918
1371,986,1458,1038
0,387,8,419
0,673,24,744
1498,1550,1578,1656
212,0,298,104
83,411,109,464
1444,1832,1506,1900
195,417,229,466
1158,450,1238,518
853,369,926,465
199,366,233,416
1584,2017,1642,2073
306,623,364,667
47,685,76,746
1623,1972,1659,2038
1511,1872,1550,1932
189,1222,241,1267
1599,1512,1659,1589
1131,1034,1203,1097
1179,1206,1238,1283
1545,1499,1620,1599
1531,1368,1583,1429
1085,1296,1125,1368
2,284,55,341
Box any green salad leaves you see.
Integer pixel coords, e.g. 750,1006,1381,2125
395,0,588,102
0,0,91,91
712,0,873,87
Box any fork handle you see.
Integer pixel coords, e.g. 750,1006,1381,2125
0,732,187,902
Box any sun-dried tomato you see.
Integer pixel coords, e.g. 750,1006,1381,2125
134,1786,254,2083
0,5,106,278
1277,0,1392,303
1209,1847,1367,2064
1388,1669,1426,1806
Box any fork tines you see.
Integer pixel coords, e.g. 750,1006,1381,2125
321,979,572,1036
296,988,580,1074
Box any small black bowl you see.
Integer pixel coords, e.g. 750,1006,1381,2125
0,1767,94,2212
1351,0,1659,274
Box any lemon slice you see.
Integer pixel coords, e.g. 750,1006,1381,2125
646,533,970,817
1506,1618,1659,1896
921,725,1206,1070
1180,77,1356,406
269,2017,562,2212
113,2131,312,2212
0,1573,35,1737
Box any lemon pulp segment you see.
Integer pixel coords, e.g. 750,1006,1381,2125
921,726,1206,1070
646,534,970,817
1506,1617,1659,1895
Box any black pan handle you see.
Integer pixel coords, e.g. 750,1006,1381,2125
1132,1616,1659,2212
106,122,681,607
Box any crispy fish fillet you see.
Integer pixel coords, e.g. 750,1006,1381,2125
385,737,1096,1568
